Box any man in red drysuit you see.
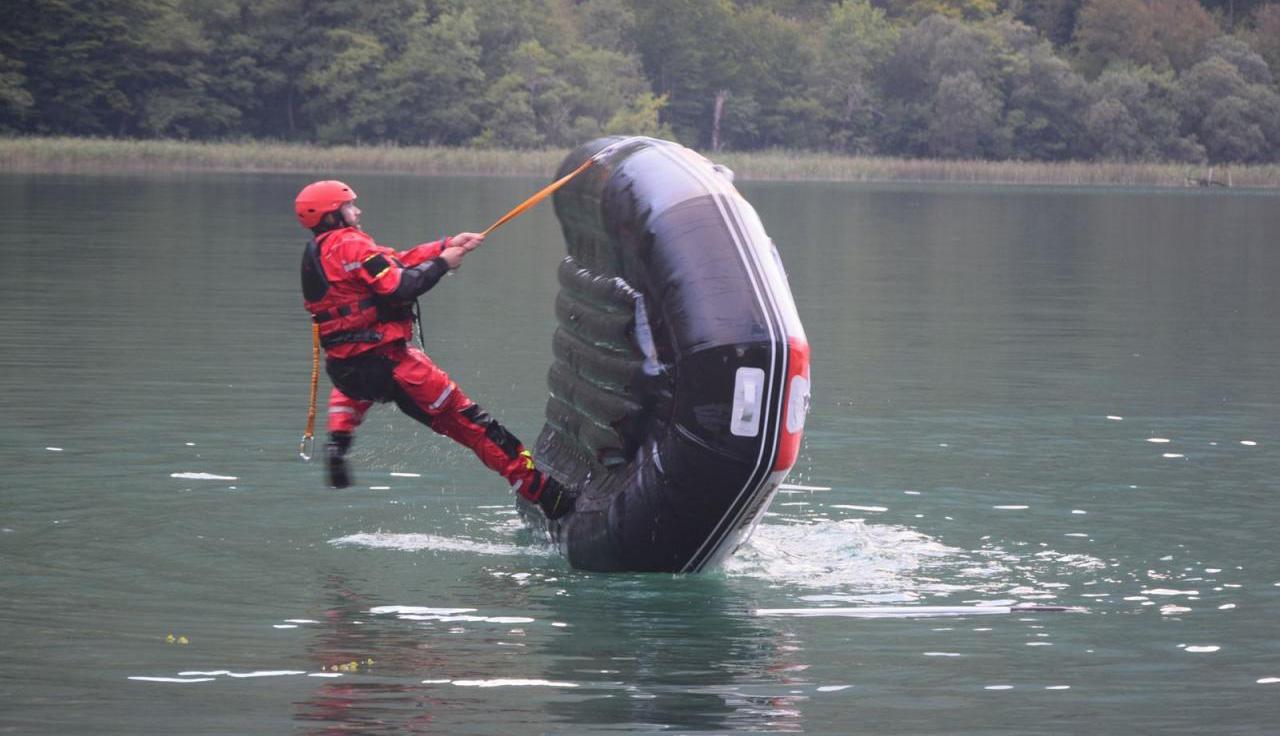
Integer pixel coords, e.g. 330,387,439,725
295,180,575,519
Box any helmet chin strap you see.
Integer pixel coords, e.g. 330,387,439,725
312,208,359,235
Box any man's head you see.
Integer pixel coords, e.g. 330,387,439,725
295,180,361,233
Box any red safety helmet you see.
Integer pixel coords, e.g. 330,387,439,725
295,180,357,229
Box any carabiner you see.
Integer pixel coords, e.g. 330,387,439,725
299,434,315,462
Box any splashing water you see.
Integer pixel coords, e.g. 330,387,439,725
330,532,551,557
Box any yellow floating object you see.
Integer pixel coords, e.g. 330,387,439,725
166,634,176,644
178,636,189,645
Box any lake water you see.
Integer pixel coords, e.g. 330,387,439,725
1,171,1277,734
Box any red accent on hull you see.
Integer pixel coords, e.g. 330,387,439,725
773,336,810,471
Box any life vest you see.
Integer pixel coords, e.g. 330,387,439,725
301,229,415,358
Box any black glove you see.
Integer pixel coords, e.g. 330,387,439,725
536,476,577,520
326,431,353,489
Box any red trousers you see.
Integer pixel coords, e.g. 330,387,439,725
325,343,544,500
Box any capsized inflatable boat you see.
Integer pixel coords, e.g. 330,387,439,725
520,137,810,572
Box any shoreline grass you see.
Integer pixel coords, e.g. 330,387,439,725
3,136,1278,189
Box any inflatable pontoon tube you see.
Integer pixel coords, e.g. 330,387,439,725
521,137,810,573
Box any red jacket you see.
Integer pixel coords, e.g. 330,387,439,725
302,227,449,359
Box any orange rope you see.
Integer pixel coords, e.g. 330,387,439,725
299,321,320,460
481,156,597,237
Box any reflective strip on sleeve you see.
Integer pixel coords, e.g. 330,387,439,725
328,407,356,415
361,253,393,280
429,383,455,410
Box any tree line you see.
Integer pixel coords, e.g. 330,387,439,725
2,0,1279,163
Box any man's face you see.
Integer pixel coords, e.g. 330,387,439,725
340,201,362,229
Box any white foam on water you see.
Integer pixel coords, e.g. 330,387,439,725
170,472,238,480
371,605,477,616
285,619,319,624
331,532,550,557
1240,440,1257,446
1045,685,1071,690
421,678,452,684
923,652,963,657
1064,533,1089,538
1160,605,1192,615
1106,416,1123,421
45,447,63,452
778,483,832,492
392,612,537,624
1026,642,1053,646
390,472,421,477
1162,453,1184,459
984,685,1014,690
1219,604,1236,610
179,669,306,678
757,606,1016,619
309,673,342,678
830,505,888,512
817,685,851,692
452,678,579,688
1258,678,1280,685
1185,645,1220,653
273,624,298,629
129,676,214,683
725,519,958,590
1147,438,1171,444
903,490,921,495
1071,510,1087,515
993,505,1029,510
1143,588,1198,596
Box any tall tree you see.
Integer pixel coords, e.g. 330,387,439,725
379,6,485,145
1004,31,1090,159
1085,65,1201,160
1015,0,1084,47
1177,40,1280,162
0,51,33,129
1151,0,1221,72
1244,4,1280,79
632,0,738,146
1072,0,1163,77
817,0,899,153
928,70,1003,157
1198,0,1272,29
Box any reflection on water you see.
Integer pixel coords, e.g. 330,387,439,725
281,567,805,734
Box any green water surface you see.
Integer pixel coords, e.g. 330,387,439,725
1,172,1277,735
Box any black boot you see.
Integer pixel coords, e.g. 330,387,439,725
326,431,353,489
535,475,577,520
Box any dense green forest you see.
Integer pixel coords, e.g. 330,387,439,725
2,0,1279,163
